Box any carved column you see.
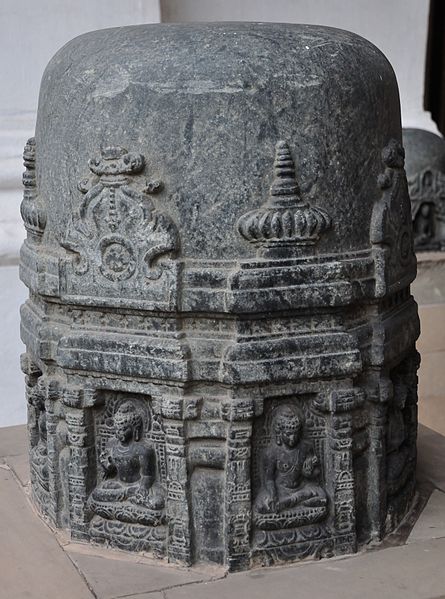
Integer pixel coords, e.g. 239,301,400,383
367,379,389,540
324,390,363,555
222,398,255,572
43,379,61,523
162,396,193,565
63,388,95,540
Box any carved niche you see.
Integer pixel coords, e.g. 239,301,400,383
62,147,179,309
252,400,330,562
88,393,167,555
409,169,445,250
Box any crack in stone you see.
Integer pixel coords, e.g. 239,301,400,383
112,571,229,599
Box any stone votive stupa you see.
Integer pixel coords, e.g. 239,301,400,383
20,23,420,571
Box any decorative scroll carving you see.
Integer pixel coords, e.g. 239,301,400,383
253,404,328,531
409,169,445,250
237,141,331,255
62,147,179,305
254,525,333,565
20,137,46,241
88,399,166,527
371,140,416,296
89,517,167,556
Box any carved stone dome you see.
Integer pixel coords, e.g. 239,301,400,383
21,22,419,573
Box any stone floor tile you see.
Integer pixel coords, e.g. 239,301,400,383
0,468,93,599
408,489,445,543
0,424,27,457
117,594,164,599
66,550,219,599
165,538,445,599
417,424,445,492
5,452,30,486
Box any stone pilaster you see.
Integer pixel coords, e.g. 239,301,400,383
64,389,95,540
324,390,363,555
44,391,59,523
162,397,193,565
222,398,255,571
367,398,388,540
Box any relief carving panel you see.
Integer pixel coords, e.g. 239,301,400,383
88,393,167,554
62,147,179,309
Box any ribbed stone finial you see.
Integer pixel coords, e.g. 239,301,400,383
270,140,301,201
237,141,332,254
20,137,47,242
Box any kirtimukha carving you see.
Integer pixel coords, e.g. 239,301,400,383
21,23,419,571
62,145,179,310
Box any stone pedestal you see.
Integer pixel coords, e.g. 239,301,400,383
20,23,419,571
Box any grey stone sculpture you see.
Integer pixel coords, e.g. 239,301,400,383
20,23,420,571
403,128,445,251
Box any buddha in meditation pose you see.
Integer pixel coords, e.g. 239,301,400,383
255,404,327,519
89,401,164,524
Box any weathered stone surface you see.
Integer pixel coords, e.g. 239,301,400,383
20,22,419,571
403,128,445,251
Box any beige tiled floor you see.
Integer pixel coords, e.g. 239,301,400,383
416,304,445,436
1,424,445,599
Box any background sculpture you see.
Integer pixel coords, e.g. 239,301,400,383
403,128,445,251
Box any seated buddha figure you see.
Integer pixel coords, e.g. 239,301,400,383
254,404,327,528
89,401,164,525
